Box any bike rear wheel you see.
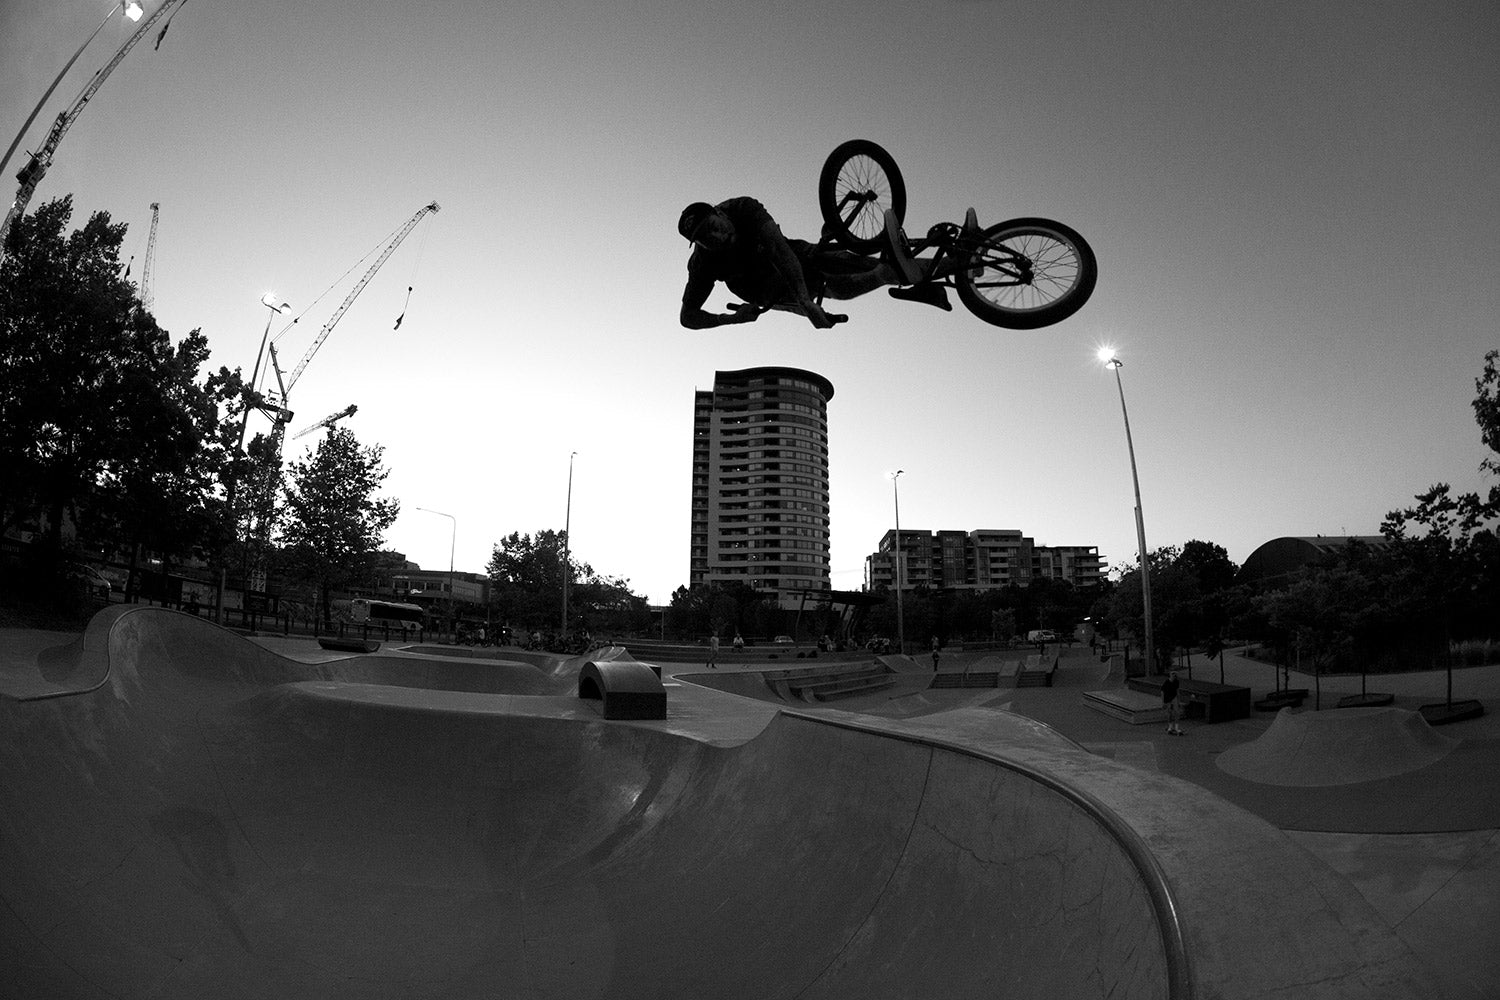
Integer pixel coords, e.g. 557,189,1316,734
818,139,906,253
954,218,1096,329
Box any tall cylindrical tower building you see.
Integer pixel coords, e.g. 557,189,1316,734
690,367,833,608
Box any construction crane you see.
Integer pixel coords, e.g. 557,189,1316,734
240,200,439,550
292,404,357,441
140,201,159,311
279,200,440,398
1,0,188,254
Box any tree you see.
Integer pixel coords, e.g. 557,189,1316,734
488,530,645,635
1380,353,1500,670
279,428,399,627
487,530,571,627
1102,541,1241,674
1253,567,1379,706
0,196,235,605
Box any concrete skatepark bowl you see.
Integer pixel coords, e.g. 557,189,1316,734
2,608,1439,998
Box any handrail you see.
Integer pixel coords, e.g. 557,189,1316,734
782,707,1194,999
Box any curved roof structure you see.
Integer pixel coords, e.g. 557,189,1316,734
1239,535,1390,583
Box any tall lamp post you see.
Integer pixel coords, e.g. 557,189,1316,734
561,451,576,637
891,469,905,656
416,507,456,639
1100,349,1155,675
0,1,144,182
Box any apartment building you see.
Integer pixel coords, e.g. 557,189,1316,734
864,528,1104,591
690,367,833,608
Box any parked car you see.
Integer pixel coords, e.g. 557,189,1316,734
66,563,111,601
1026,629,1058,643
773,635,795,644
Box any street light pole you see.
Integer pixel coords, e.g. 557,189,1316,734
1101,350,1155,674
0,1,144,183
891,469,905,656
561,451,576,637
216,294,289,624
416,507,456,639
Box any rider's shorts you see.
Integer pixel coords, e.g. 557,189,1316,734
723,239,823,306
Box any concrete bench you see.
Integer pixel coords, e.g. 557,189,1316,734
1128,676,1252,722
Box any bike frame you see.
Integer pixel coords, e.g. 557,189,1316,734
820,192,1035,290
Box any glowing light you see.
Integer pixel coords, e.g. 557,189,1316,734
1097,346,1118,365
124,2,144,21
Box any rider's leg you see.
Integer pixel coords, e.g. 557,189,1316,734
882,209,923,285
821,261,899,299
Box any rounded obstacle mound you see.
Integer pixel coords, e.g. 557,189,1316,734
579,658,666,719
1216,706,1459,786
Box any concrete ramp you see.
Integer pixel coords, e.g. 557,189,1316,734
1217,706,1459,786
1,608,1437,998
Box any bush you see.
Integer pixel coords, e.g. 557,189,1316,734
1452,639,1500,668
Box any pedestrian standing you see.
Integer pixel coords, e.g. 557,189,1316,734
708,634,720,669
1163,670,1183,735
931,636,941,672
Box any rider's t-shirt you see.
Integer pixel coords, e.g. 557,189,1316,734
684,196,795,308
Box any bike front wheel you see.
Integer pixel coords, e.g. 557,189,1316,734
954,218,1097,329
818,139,906,253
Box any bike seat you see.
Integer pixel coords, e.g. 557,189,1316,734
963,207,980,235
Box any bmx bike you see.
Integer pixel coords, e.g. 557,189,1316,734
814,139,1097,329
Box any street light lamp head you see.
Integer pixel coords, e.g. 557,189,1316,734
261,293,289,312
1098,346,1122,368
124,2,145,21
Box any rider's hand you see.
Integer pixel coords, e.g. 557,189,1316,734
725,302,760,324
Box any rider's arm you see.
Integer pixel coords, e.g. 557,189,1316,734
681,301,757,329
680,255,757,329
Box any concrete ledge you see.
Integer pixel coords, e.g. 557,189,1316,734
1083,689,1169,724
317,637,380,654
579,659,667,720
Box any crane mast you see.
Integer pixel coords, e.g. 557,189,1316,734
140,201,159,311
1,0,187,252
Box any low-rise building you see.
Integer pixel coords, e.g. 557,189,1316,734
864,528,1104,592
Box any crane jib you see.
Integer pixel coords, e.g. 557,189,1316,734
283,201,440,394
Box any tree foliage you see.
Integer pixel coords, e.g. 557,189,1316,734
1243,351,1500,678
280,428,399,624
666,582,781,639
488,530,646,634
0,196,241,599
1102,541,1241,671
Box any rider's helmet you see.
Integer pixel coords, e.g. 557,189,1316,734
678,202,716,242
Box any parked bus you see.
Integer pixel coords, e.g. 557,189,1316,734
350,598,426,632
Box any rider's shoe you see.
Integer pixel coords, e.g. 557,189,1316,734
882,209,923,285
889,282,952,311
